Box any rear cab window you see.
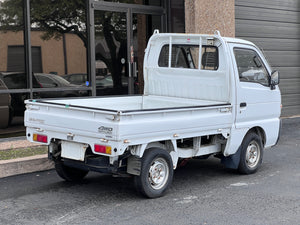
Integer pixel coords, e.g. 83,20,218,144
158,44,218,70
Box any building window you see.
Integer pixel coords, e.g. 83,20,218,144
7,46,42,73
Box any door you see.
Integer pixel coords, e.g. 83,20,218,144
132,13,163,93
230,43,281,147
91,1,165,96
94,10,129,96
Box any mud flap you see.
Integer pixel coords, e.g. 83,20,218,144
127,156,141,175
221,146,241,169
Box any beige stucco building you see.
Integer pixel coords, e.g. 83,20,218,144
0,31,86,75
185,0,235,37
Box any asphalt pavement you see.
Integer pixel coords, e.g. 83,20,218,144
0,117,299,225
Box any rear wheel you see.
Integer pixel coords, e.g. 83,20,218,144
55,159,89,182
238,132,263,174
134,148,173,198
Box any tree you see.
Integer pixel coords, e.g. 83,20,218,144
0,0,133,91
0,0,87,44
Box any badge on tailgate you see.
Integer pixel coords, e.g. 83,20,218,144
61,141,88,161
98,126,113,134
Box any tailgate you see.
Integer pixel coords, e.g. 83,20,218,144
24,100,119,141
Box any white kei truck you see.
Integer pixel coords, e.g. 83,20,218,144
24,31,281,198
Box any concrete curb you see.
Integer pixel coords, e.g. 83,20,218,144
0,154,54,178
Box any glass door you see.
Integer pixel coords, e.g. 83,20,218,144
132,13,162,93
91,1,165,96
94,10,129,96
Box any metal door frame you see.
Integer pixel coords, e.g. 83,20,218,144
87,0,166,95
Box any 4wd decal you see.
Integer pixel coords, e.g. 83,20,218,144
98,126,113,134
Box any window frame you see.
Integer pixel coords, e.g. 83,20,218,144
233,47,271,87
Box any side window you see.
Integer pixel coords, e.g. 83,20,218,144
158,45,218,70
234,48,269,86
201,46,218,70
158,45,169,67
36,75,57,88
69,75,84,84
36,75,52,84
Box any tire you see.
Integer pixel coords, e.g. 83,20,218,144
55,160,89,182
134,148,174,198
238,132,263,174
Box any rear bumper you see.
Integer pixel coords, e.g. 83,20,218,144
49,152,128,174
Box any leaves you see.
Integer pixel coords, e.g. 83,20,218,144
0,0,24,30
0,0,87,44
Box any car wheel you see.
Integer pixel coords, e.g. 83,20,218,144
55,159,89,182
134,148,173,198
238,132,263,174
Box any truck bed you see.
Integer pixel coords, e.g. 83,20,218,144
33,95,228,113
25,95,232,156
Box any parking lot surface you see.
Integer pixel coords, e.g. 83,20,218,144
0,117,299,225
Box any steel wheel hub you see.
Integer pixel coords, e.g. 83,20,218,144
246,140,260,168
148,158,169,190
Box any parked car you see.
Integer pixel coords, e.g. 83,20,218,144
0,72,88,119
96,74,114,88
34,73,88,98
62,73,88,86
96,74,129,95
0,79,11,128
64,73,130,95
0,72,40,117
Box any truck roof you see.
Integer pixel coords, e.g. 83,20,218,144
223,37,255,46
150,31,256,48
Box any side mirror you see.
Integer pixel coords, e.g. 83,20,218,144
270,70,280,90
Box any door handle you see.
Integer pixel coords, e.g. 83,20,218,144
240,102,247,107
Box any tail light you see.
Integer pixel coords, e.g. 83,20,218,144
33,134,48,143
94,144,111,155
